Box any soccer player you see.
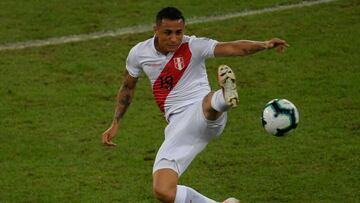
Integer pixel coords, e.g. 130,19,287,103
102,7,288,203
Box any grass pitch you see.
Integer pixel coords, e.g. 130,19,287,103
0,0,359,202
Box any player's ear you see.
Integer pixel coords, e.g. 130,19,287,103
153,25,159,35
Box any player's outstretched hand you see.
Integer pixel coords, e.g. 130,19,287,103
102,123,118,146
265,38,289,53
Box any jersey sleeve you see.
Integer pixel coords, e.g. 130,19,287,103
126,46,142,78
189,36,218,58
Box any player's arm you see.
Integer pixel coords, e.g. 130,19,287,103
102,70,138,146
214,38,289,57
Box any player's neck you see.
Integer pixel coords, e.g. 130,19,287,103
154,37,169,55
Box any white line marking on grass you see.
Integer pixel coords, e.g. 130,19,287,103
0,0,336,51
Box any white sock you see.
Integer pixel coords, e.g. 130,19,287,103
174,185,217,203
211,89,230,112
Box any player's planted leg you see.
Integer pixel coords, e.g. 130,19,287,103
153,168,219,203
175,185,240,203
222,197,241,203
153,169,178,203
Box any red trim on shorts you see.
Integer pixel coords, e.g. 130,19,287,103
153,43,192,112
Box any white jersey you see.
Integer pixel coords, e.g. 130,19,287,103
126,35,218,120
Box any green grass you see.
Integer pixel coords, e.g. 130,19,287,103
1,0,360,202
0,0,303,44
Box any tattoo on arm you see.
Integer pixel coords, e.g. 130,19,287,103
114,73,137,123
120,95,131,106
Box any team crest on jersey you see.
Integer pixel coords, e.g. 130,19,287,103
173,57,185,71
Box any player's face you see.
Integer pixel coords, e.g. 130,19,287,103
154,19,185,54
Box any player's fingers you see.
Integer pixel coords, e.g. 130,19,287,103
108,142,117,146
102,132,111,143
102,132,108,143
276,45,285,53
102,132,117,146
272,39,289,47
104,140,117,146
278,41,289,48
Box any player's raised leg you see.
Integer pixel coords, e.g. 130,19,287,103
203,64,239,121
217,64,239,107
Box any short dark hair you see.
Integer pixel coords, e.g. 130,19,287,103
156,7,185,25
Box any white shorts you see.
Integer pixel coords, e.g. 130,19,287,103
153,100,227,176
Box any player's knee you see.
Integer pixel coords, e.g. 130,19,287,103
202,91,224,120
153,183,176,203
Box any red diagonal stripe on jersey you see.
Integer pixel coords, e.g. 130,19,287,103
152,43,192,112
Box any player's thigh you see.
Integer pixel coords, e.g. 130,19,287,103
154,102,227,174
196,101,228,140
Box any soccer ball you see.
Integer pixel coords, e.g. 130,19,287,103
261,99,299,136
